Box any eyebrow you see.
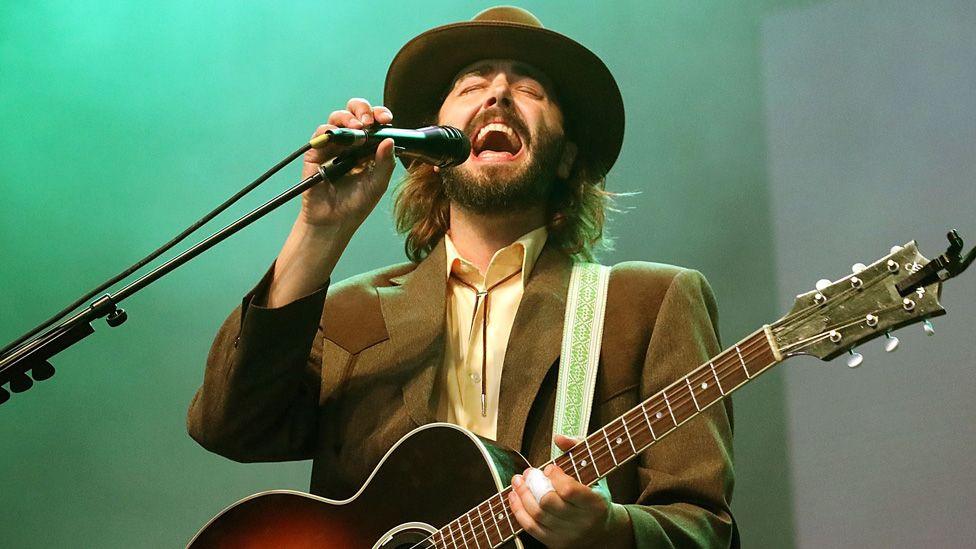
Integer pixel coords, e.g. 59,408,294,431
452,61,552,89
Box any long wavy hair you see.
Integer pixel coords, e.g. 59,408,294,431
393,154,615,263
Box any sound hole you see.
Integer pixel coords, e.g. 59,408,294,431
375,524,433,549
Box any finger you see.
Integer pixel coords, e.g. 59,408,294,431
553,434,581,452
545,463,602,509
508,487,551,542
368,139,396,192
346,97,374,125
328,109,363,129
304,124,340,170
523,466,570,516
513,472,573,531
372,105,393,124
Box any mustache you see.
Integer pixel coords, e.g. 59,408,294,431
463,107,531,144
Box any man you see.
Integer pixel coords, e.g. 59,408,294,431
188,7,736,548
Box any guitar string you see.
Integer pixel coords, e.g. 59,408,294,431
776,302,910,356
410,335,773,549
432,283,908,548
771,270,890,339
407,335,774,549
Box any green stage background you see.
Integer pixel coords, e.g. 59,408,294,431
2,1,973,547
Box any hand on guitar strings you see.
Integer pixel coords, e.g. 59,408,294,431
508,435,635,548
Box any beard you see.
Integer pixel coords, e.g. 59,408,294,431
440,117,566,214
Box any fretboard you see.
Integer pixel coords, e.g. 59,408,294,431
426,328,781,549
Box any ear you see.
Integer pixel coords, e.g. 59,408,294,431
557,141,577,179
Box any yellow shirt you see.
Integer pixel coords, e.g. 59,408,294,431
435,226,549,440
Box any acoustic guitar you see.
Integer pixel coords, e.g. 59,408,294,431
188,235,973,548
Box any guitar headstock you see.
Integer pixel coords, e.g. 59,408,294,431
772,241,946,361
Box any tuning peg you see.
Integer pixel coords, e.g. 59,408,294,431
847,349,864,368
884,332,900,352
923,320,935,336
31,361,55,381
852,263,867,274
891,245,904,254
815,279,832,291
9,372,33,393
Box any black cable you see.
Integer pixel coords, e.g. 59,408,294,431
0,143,312,357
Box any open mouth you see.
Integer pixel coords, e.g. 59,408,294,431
471,121,524,161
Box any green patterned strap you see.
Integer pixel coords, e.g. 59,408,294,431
552,261,612,460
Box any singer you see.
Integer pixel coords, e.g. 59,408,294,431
188,6,735,548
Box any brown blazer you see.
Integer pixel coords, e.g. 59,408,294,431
188,240,737,548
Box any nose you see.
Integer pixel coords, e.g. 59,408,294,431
483,75,513,110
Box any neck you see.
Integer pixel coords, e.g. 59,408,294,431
448,204,546,273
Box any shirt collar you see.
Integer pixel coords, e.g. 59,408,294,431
445,226,549,288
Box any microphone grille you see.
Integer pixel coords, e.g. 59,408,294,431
441,126,471,167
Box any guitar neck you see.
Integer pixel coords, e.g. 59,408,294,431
429,327,783,549
552,327,780,486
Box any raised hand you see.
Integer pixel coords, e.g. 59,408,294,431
299,98,396,231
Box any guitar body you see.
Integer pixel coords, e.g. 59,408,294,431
188,423,542,548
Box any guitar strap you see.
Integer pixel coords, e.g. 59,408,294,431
552,262,612,492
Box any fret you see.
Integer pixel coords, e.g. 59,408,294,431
662,391,678,425
685,378,701,411
640,402,658,440
446,520,459,549
477,506,492,548
466,511,481,549
624,409,655,449
487,497,504,541
584,439,601,477
621,415,637,453
602,427,619,466
433,530,444,549
455,520,469,549
709,361,725,395
690,368,723,411
567,449,580,480
735,345,752,378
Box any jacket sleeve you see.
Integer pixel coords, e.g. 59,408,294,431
624,269,738,548
186,266,328,462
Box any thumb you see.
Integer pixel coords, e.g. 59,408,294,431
372,138,396,186
554,434,582,452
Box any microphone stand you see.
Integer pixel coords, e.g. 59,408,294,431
0,149,370,405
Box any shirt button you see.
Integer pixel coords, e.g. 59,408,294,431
470,373,481,384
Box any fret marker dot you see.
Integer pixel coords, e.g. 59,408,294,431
655,412,663,419
616,437,623,445
581,459,588,466
497,513,503,520
701,382,708,389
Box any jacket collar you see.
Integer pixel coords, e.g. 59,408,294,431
379,239,448,427
495,243,572,451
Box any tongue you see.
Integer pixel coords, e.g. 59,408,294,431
477,150,515,160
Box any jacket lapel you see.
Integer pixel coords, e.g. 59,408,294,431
495,245,573,451
378,240,447,427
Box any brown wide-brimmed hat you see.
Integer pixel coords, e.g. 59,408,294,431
384,6,624,175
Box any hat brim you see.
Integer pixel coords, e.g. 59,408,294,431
384,21,624,174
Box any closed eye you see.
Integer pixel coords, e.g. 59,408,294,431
459,84,486,95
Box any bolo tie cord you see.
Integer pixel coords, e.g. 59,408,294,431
450,269,522,416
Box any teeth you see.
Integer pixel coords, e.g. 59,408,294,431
476,123,515,142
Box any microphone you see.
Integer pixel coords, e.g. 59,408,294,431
309,125,471,168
